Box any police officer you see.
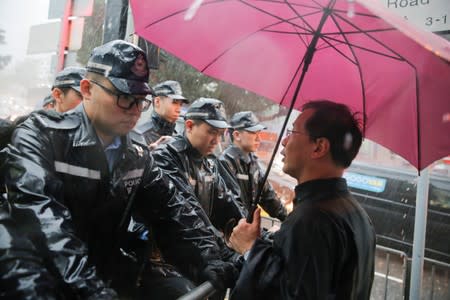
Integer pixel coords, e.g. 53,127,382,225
0,40,237,299
152,98,247,299
134,80,188,149
153,98,247,233
220,111,287,221
51,66,86,112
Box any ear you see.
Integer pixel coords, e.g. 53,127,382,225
232,130,241,141
153,96,161,108
79,79,91,100
311,137,330,159
185,119,194,132
51,88,63,104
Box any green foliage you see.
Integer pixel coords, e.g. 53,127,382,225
150,49,278,117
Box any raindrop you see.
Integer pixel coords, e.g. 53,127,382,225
347,0,355,18
184,0,204,21
403,213,407,219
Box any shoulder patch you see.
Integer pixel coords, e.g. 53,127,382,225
32,110,81,130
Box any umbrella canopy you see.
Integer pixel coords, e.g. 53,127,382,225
131,0,450,170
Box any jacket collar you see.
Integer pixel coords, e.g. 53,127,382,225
227,145,253,164
294,178,348,205
151,110,176,136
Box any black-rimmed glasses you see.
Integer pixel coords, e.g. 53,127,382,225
90,80,151,112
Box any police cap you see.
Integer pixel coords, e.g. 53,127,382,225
230,111,266,132
153,80,188,103
185,98,229,129
86,40,153,95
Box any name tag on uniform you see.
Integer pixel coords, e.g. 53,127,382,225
237,173,249,180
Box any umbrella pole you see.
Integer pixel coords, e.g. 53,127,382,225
247,2,334,222
409,167,430,300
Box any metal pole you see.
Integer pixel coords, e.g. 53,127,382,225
409,167,430,299
177,281,215,300
57,0,73,72
103,0,129,43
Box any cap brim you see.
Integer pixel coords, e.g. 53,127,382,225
71,86,81,92
244,124,266,132
204,119,230,129
168,94,189,103
109,77,154,95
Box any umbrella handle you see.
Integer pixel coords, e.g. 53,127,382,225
177,281,216,300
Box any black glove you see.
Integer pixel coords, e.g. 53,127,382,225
201,260,239,291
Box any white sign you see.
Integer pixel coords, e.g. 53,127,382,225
27,19,85,54
380,0,450,32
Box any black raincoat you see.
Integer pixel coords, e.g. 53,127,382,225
152,135,247,232
134,111,176,145
231,178,376,300
0,106,229,299
219,145,287,221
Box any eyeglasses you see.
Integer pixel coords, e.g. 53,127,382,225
90,80,152,112
286,129,310,137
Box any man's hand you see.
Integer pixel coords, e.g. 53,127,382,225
229,208,261,255
148,135,173,150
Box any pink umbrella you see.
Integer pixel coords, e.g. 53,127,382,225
131,0,450,171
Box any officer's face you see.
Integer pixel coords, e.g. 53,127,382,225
52,87,82,113
186,120,225,156
82,78,142,141
155,96,183,123
234,130,261,153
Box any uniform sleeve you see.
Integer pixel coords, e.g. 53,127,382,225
2,119,117,299
135,152,225,281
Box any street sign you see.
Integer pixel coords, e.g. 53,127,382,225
27,19,85,54
27,22,60,54
380,0,449,32
48,0,94,19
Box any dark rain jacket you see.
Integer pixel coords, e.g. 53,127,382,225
0,106,225,299
231,178,376,300
152,135,247,233
219,145,287,221
134,111,176,145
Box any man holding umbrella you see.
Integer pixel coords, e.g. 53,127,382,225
229,100,376,300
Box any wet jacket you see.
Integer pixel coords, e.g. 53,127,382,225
219,145,287,221
231,178,376,300
152,135,247,232
134,111,176,145
0,106,225,299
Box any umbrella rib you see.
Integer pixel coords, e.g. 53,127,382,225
201,13,314,72
322,35,404,61
332,12,412,62
317,36,358,65
329,13,367,134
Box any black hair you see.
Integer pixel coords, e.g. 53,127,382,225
302,100,364,168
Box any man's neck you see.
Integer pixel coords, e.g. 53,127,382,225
297,165,343,184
